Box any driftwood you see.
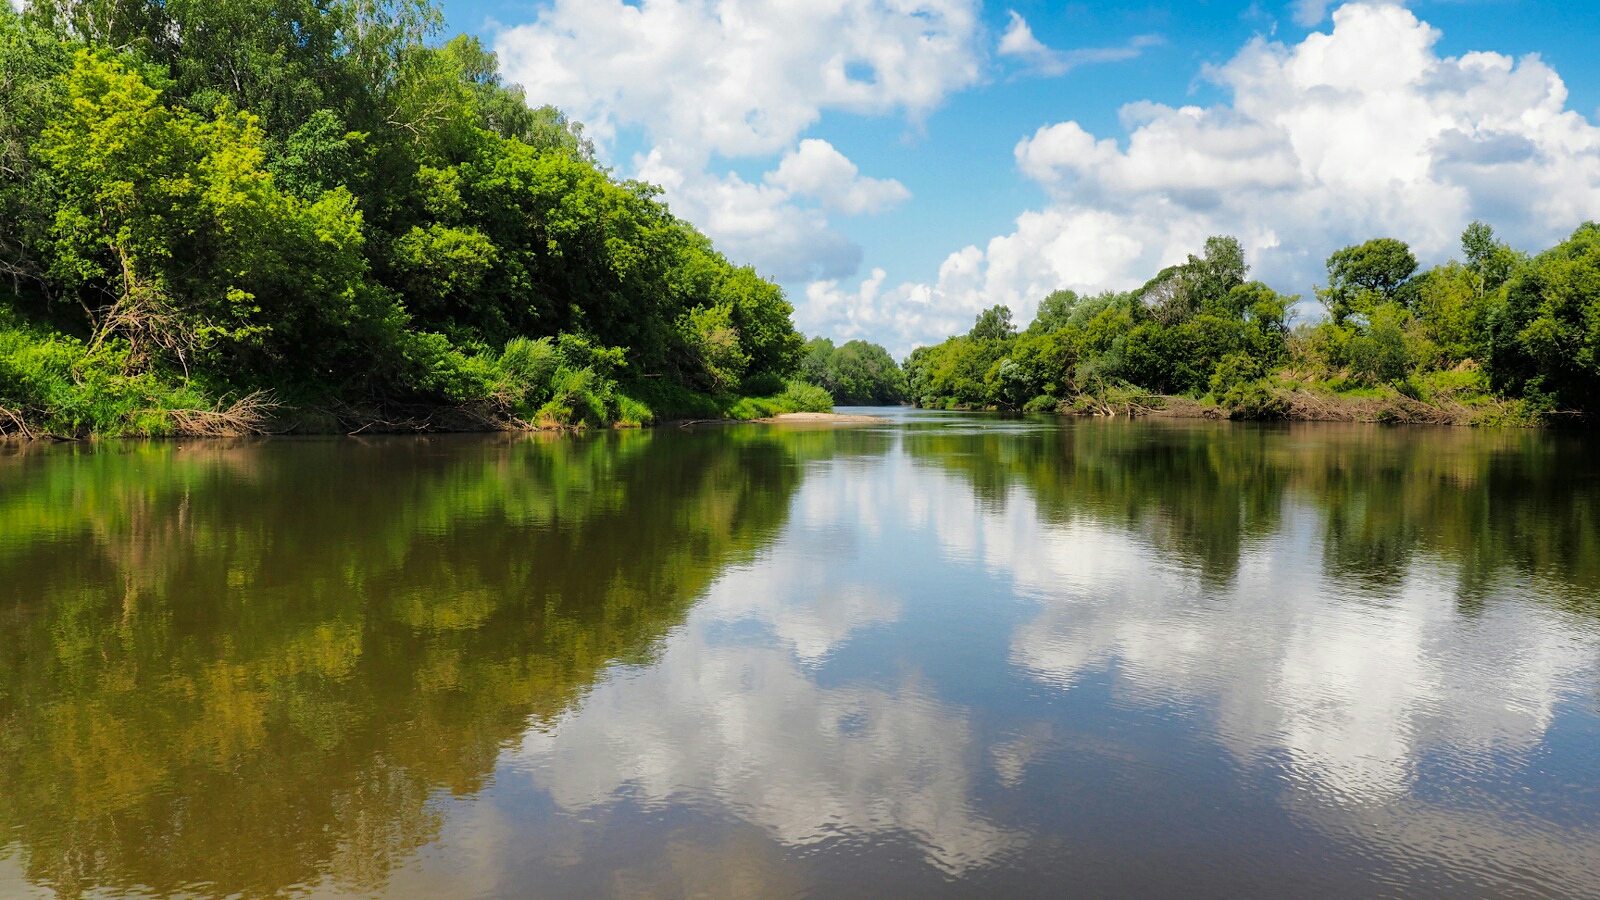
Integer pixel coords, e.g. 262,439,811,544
164,391,277,436
0,404,36,440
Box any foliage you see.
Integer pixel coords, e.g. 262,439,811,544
798,337,906,404
1320,237,1419,324
724,379,835,419
0,2,805,435
0,305,258,437
904,237,1295,413
907,222,1597,424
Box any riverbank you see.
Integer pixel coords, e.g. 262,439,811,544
1140,385,1562,427
0,401,886,442
910,381,1568,427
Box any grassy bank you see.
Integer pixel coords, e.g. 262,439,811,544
0,312,832,439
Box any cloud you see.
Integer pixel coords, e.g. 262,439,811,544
998,11,1162,77
498,0,982,162
805,2,1600,354
767,139,911,216
492,0,981,281
637,149,863,281
629,137,910,281
1291,0,1333,26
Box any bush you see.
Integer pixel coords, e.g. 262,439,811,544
1023,394,1060,413
0,308,228,437
725,379,833,419
1219,380,1288,419
775,379,833,413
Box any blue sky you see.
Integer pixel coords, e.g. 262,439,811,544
435,0,1600,354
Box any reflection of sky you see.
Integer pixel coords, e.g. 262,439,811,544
508,444,1018,876
382,423,1600,896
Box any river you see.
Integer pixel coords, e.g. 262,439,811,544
2,410,1598,897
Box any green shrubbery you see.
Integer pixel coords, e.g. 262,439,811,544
0,306,278,437
905,237,1292,415
724,380,835,419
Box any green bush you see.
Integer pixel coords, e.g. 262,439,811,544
1023,394,1060,413
775,379,833,413
0,308,217,437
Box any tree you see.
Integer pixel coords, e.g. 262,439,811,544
1138,235,1249,325
969,305,1016,342
1029,289,1078,334
1487,222,1600,409
796,337,904,404
1460,220,1521,299
1322,237,1418,323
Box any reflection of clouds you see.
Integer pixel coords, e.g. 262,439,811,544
908,469,1599,806
1284,791,1600,898
704,546,899,665
512,455,1016,875
517,631,1015,874
757,583,899,665
990,723,1054,789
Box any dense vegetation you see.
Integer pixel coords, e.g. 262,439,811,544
906,225,1600,425
0,1,827,437
800,336,907,405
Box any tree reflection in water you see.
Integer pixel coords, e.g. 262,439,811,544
2,417,1598,898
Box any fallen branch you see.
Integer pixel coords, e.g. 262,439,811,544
0,404,35,440
165,391,276,436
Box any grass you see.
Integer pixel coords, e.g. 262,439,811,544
0,307,270,438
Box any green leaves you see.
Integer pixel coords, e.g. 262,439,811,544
799,337,906,404
1321,237,1419,324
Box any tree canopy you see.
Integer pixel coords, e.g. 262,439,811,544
799,337,906,405
905,223,1600,424
0,1,811,435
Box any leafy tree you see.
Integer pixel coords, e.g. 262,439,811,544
1322,237,1418,323
1487,222,1600,408
1029,289,1078,333
797,336,905,404
0,1,810,433
969,305,1016,342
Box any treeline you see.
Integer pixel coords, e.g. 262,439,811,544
800,337,906,404
906,224,1600,424
0,0,826,437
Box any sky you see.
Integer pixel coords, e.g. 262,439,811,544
433,0,1600,355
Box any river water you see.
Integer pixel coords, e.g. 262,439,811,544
2,410,1599,898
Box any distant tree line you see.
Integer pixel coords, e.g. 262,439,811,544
799,337,907,405
0,0,823,436
904,224,1600,424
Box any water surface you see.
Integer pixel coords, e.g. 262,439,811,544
3,412,1599,897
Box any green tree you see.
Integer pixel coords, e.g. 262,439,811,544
969,305,1016,342
1028,289,1079,334
1322,237,1418,324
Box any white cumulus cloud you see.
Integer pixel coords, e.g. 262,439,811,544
637,149,863,281
1291,0,1334,26
497,0,983,161
768,139,911,216
808,2,1600,356
493,0,981,281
